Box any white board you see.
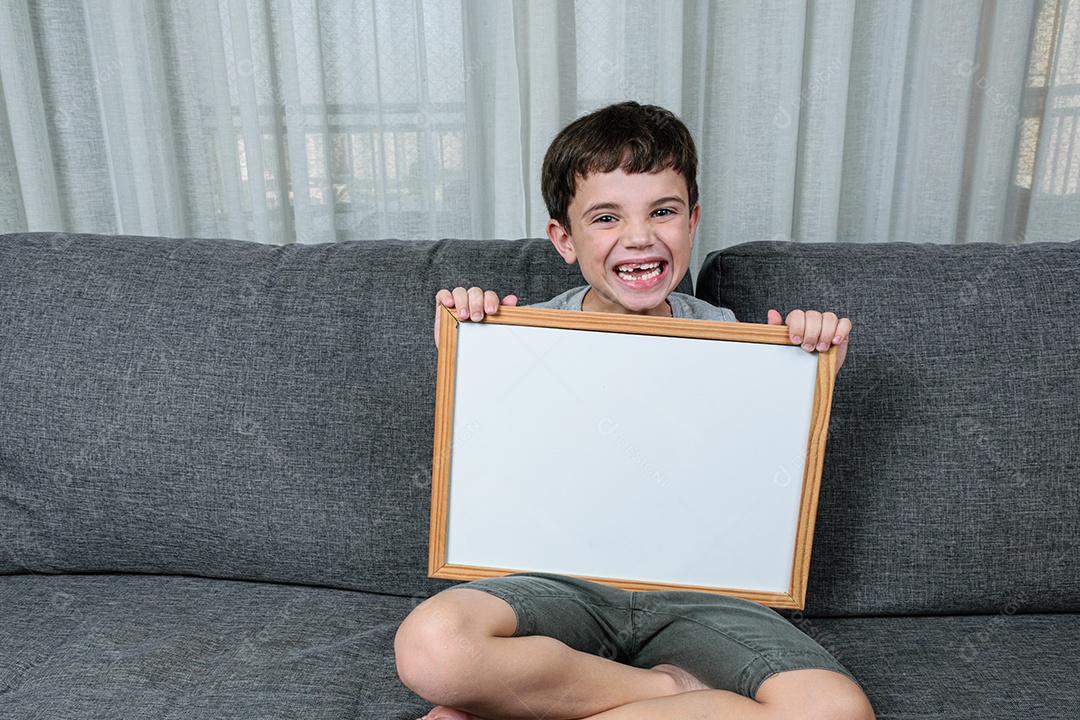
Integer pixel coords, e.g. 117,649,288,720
429,306,836,609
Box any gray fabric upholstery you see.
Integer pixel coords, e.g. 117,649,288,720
792,613,1080,718
697,240,1080,617
0,574,427,719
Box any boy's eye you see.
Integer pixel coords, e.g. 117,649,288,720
653,208,674,217
594,214,617,224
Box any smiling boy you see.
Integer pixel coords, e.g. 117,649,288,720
399,102,870,720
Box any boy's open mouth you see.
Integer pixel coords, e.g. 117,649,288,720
615,260,666,282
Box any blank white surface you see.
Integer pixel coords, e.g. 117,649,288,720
445,321,819,593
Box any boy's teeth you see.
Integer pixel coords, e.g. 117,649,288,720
617,261,660,271
616,261,663,281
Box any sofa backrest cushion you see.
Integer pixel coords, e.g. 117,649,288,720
1,232,654,597
697,240,1080,616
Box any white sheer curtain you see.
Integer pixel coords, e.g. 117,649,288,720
1,0,1076,271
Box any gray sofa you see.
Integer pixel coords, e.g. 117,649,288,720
1,232,1076,719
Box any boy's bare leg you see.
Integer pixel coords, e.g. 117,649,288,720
396,589,873,720
419,664,714,720
396,589,687,719
570,668,873,720
420,669,871,720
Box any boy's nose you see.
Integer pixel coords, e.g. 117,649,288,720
620,220,655,248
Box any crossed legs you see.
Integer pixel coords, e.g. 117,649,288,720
395,587,875,720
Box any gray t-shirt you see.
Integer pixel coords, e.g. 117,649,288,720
529,285,737,322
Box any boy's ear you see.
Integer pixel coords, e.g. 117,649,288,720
546,219,577,265
688,204,700,247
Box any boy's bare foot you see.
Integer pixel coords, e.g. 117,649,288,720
651,664,711,693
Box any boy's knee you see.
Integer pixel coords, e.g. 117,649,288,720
394,591,499,703
809,686,875,720
758,670,874,720
791,683,875,720
395,599,471,700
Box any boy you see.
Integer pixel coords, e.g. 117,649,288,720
396,102,870,720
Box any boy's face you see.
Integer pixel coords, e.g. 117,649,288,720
546,167,699,316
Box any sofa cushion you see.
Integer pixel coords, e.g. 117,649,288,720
4,580,1072,720
0,233,613,597
797,613,1080,718
698,240,1080,616
0,574,427,719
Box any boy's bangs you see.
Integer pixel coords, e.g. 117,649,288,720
580,144,681,179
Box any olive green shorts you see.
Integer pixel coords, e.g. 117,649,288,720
462,572,856,699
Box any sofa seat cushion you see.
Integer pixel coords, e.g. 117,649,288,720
799,612,1080,718
0,574,427,719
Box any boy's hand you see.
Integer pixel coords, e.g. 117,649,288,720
434,287,519,347
767,309,851,373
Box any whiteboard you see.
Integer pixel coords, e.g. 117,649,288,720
428,305,836,609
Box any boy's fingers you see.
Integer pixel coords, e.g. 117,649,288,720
836,317,852,343
483,290,502,315
817,312,839,352
799,311,822,351
835,321,851,372
451,287,471,318
467,286,486,321
785,309,806,345
434,289,457,348
433,287,518,347
435,288,454,307
766,309,783,325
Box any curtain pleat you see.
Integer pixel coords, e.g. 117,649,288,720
790,0,856,248
0,0,59,229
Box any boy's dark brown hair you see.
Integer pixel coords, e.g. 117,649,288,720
541,101,698,229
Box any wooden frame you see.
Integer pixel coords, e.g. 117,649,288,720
429,304,837,609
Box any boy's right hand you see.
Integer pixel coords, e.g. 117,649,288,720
434,287,519,347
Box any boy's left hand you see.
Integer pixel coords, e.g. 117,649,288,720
767,309,851,373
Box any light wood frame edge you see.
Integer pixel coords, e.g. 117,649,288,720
788,345,837,609
427,305,460,577
427,304,836,610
